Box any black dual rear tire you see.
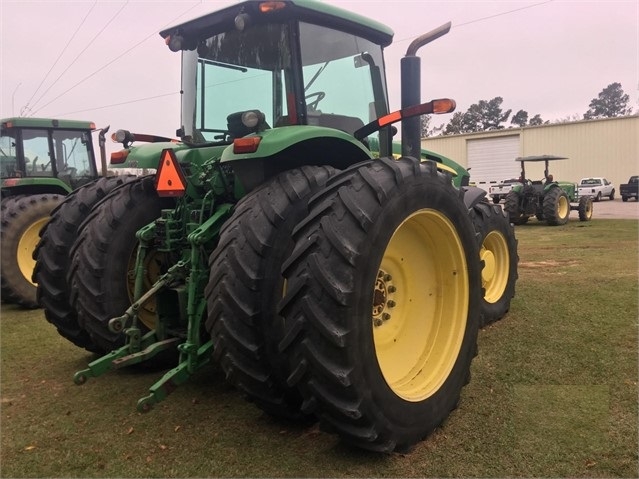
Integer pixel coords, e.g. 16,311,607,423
33,176,136,352
277,158,481,452
205,166,335,420
68,176,174,353
469,201,518,327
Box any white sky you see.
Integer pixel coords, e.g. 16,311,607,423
1,0,637,155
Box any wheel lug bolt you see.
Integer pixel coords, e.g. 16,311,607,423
374,318,383,327
383,274,392,281
388,285,396,293
387,300,396,308
382,313,391,321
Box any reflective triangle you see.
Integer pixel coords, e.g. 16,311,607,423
155,149,186,197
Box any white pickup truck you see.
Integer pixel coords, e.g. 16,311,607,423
489,178,522,203
577,177,615,201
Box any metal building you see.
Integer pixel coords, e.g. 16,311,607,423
421,115,639,193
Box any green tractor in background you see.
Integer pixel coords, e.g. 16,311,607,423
0,117,109,308
34,0,518,452
504,155,593,226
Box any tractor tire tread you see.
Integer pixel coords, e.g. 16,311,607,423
1,193,64,308
33,176,136,352
205,166,335,420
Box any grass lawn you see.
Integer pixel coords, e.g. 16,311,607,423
1,218,637,477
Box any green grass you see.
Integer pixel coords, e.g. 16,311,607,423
1,219,637,477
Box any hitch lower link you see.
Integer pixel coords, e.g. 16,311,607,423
72,259,211,413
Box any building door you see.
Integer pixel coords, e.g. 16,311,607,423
467,135,520,192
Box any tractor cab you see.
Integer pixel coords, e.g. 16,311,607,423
1,117,99,195
159,0,455,192
164,2,391,149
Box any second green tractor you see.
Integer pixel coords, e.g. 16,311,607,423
504,155,594,226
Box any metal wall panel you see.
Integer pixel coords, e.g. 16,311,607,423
421,116,638,190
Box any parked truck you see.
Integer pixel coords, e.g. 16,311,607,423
620,175,639,202
577,177,615,202
33,0,518,452
489,178,521,203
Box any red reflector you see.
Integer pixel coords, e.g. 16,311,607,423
259,1,286,12
110,150,129,164
155,149,187,197
3,178,19,187
404,103,432,117
378,111,402,127
432,98,456,114
233,137,261,154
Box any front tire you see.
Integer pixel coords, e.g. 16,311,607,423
278,158,481,452
1,194,64,308
205,166,335,420
578,195,593,221
543,187,570,226
470,202,518,327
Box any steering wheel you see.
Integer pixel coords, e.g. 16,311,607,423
200,129,232,142
60,166,77,176
305,91,325,111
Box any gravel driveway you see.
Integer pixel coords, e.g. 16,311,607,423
589,197,639,220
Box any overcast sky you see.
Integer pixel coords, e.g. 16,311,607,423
1,0,637,154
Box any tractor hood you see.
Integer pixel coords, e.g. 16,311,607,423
110,141,230,171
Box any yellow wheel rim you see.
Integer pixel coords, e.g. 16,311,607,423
558,194,569,219
480,230,509,303
17,217,48,285
585,200,593,220
373,209,469,402
126,248,166,330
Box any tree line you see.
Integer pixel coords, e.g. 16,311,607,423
422,82,635,137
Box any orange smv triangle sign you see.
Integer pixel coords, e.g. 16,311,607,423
155,149,186,197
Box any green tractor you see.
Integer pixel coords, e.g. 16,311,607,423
34,0,518,452
0,117,110,308
504,155,593,226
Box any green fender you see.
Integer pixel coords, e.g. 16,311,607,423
110,142,229,170
511,183,524,194
220,125,373,163
367,137,470,188
556,181,576,200
1,177,72,196
542,182,576,200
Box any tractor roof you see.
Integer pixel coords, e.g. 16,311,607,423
1,117,95,131
515,155,568,162
159,0,394,49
